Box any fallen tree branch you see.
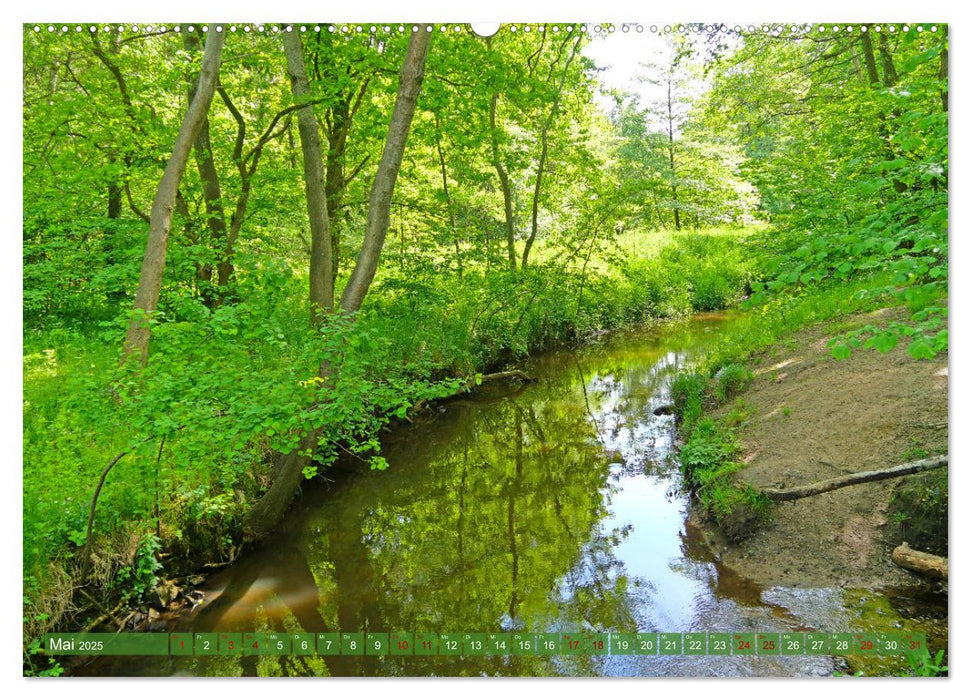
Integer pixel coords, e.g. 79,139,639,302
761,455,947,502
459,370,535,394
892,541,948,580
478,370,534,384
77,590,127,633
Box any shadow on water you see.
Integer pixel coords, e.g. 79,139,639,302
86,313,946,677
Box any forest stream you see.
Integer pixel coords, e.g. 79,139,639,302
80,314,946,677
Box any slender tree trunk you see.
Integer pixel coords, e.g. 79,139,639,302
860,32,881,87
489,93,517,271
184,29,227,308
121,26,225,365
938,28,948,113
863,29,907,194
521,127,547,270
283,30,334,323
243,26,432,540
325,137,346,284
876,32,899,87
434,114,462,278
107,177,122,219
666,74,681,231
340,27,432,313
521,33,582,270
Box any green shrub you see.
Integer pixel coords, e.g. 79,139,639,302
715,363,753,401
671,372,708,427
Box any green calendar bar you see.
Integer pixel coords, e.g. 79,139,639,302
219,633,242,655
733,633,755,655
194,633,218,656
854,633,879,657
878,633,899,655
463,633,487,655
265,632,290,656
757,633,780,656
170,632,193,656
242,632,265,656
659,633,682,655
830,633,853,656
635,632,658,655
439,633,462,656
40,631,932,657
44,633,169,656
342,632,364,655
902,632,928,654
807,632,829,655
781,633,805,656
561,632,584,655
488,633,511,655
536,633,559,655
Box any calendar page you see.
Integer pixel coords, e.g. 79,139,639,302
21,5,950,684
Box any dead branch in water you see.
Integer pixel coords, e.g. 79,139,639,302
761,455,947,502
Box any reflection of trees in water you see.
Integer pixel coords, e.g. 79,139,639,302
292,380,644,674
179,317,731,676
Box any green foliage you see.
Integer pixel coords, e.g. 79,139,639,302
114,534,162,602
671,372,708,428
714,363,752,401
22,22,947,667
708,25,948,360
888,469,948,556
676,416,770,537
906,646,947,677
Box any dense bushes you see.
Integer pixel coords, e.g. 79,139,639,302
22,226,760,653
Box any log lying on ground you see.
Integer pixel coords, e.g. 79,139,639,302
761,455,947,502
892,541,948,580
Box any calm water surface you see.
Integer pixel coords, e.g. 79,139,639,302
86,314,946,676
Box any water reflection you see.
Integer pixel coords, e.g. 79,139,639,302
95,314,943,677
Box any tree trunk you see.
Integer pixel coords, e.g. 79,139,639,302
521,126,548,270
107,178,122,219
243,26,432,540
876,32,899,87
184,28,227,308
891,542,948,580
340,26,432,313
761,455,947,502
489,93,517,271
938,28,948,113
121,26,225,365
666,74,681,231
434,114,462,278
283,30,334,324
859,32,881,87
521,33,582,270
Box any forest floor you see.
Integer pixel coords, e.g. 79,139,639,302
697,306,949,589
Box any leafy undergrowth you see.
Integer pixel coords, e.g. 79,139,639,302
670,273,947,540
23,227,761,668
672,369,771,540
